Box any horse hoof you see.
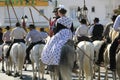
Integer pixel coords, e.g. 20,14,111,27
24,68,27,71
14,73,19,77
14,74,17,77
41,78,46,80
2,69,5,73
20,76,23,79
8,73,12,76
45,71,49,74
33,76,37,80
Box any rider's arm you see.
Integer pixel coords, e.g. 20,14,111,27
25,32,31,43
113,15,120,32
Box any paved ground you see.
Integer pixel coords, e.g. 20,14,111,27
0,62,119,80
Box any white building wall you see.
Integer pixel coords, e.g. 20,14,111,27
0,0,120,27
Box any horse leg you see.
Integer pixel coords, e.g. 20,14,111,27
104,66,108,80
13,64,18,77
36,61,40,80
40,61,45,79
32,62,37,80
59,64,72,80
97,66,100,80
2,58,5,72
112,71,117,80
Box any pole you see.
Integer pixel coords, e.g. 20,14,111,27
6,2,11,26
9,0,19,22
31,5,50,22
55,0,57,8
29,7,35,24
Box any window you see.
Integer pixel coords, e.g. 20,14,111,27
91,6,95,12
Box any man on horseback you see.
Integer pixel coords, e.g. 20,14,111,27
108,15,120,71
39,28,48,43
88,17,104,41
25,24,45,64
5,22,27,59
2,26,11,45
95,15,117,66
74,18,90,44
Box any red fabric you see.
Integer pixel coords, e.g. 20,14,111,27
0,57,2,62
49,19,57,37
118,39,120,44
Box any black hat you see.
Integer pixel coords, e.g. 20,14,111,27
28,24,35,29
5,26,10,30
16,22,21,27
80,19,87,24
53,8,59,13
94,17,99,22
111,15,117,22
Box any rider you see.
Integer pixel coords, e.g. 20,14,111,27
41,6,74,65
95,15,118,66
88,17,104,41
2,26,11,45
5,22,27,59
74,18,90,44
25,24,45,63
39,28,48,43
108,15,120,71
49,7,60,37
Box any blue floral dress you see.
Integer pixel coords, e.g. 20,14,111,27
41,16,73,65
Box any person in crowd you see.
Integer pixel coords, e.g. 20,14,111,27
41,6,74,66
108,15,120,71
95,15,118,66
5,22,26,59
49,7,60,37
74,18,90,44
0,28,3,45
39,28,48,43
104,15,117,39
25,24,45,63
2,26,11,45
88,17,104,41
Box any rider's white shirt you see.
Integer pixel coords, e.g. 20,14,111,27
113,15,120,32
10,27,26,40
75,24,89,37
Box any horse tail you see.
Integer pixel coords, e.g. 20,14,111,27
83,41,94,79
17,42,26,70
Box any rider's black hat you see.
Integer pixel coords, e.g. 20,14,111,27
5,26,10,30
28,24,35,29
53,8,59,13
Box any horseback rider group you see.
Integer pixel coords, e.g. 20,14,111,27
0,5,119,73
3,22,47,64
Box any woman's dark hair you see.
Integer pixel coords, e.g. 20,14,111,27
58,8,67,14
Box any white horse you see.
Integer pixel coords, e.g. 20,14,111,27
10,42,26,78
2,44,12,75
116,49,120,79
76,41,94,80
30,44,45,80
